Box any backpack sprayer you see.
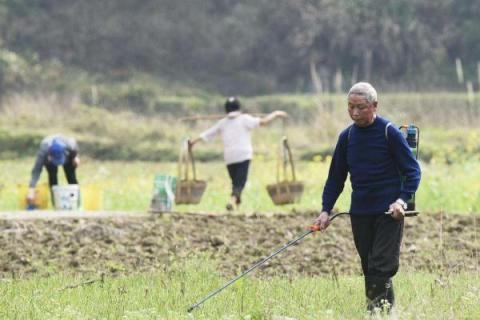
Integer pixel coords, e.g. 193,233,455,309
187,210,419,313
399,124,420,211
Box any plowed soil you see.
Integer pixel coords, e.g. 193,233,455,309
0,211,478,278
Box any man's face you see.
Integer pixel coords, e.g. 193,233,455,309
348,94,377,127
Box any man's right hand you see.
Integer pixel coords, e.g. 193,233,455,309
313,211,331,231
26,188,36,205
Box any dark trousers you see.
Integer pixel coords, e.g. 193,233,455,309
226,160,250,204
46,161,78,187
351,214,403,309
350,214,403,277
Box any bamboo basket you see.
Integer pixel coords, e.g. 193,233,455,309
175,140,207,205
266,137,304,205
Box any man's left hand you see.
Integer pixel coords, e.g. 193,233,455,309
313,211,330,230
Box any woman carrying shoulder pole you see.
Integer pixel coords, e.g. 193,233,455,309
189,97,287,211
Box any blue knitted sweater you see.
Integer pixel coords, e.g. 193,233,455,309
322,116,421,215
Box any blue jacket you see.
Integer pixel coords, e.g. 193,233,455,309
322,116,421,215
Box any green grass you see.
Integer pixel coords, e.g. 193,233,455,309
0,256,478,319
1,158,479,214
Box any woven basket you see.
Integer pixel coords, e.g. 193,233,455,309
267,181,304,205
175,180,207,204
175,140,207,205
266,137,304,205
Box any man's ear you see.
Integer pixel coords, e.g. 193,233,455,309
372,101,378,109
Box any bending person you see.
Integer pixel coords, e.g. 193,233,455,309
27,134,80,206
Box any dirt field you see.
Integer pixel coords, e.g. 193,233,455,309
0,211,478,278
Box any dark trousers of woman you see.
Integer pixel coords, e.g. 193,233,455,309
45,161,78,187
350,214,404,312
226,160,250,204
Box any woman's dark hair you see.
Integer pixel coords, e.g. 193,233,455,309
224,97,241,113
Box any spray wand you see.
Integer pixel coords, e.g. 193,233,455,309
187,210,418,313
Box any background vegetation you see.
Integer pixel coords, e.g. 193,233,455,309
1,0,480,99
1,92,480,163
1,1,479,164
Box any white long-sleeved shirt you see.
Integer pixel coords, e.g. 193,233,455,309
200,112,260,165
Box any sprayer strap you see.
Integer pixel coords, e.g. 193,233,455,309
385,122,392,140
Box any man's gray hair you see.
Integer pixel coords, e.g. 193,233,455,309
348,82,378,103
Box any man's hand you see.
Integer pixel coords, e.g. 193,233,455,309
388,201,405,220
313,211,330,231
73,156,80,168
26,187,36,205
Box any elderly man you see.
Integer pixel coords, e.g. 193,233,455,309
314,82,421,312
27,134,80,205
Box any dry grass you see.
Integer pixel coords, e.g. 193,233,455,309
1,92,480,164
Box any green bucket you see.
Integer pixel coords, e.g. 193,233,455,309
150,174,177,212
